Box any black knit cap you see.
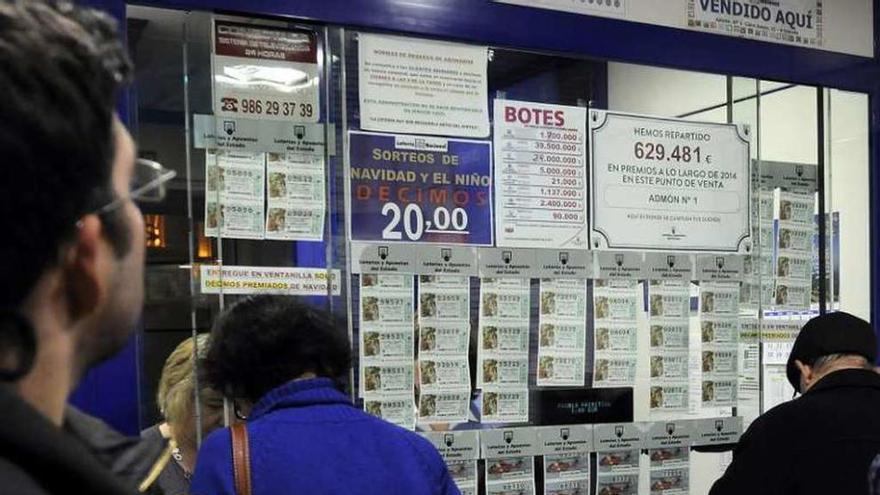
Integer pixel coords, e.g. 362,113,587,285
786,311,877,391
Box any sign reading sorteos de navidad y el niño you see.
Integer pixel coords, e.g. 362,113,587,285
589,110,751,253
349,131,493,245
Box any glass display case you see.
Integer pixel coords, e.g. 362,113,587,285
124,5,871,493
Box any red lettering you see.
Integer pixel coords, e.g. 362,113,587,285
517,108,532,124
542,110,553,125
429,189,448,205
453,190,469,206
378,186,390,201
504,106,517,122
356,185,371,200
475,191,488,205
554,111,565,126
397,187,409,203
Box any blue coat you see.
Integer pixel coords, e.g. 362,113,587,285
191,378,460,495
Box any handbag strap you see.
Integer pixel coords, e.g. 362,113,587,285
231,424,252,495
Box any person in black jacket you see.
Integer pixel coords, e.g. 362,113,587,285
710,311,880,495
0,2,173,494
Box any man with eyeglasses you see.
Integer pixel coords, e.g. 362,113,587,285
710,312,880,495
0,2,174,494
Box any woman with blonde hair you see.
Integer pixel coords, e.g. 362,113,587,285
141,334,224,495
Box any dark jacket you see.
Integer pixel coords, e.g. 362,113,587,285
191,378,459,495
65,407,169,494
0,386,134,495
710,368,880,495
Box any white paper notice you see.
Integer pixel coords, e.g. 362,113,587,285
204,149,266,240
265,151,325,241
538,279,587,386
360,275,416,430
494,99,588,248
593,279,640,388
478,277,530,423
358,34,489,138
212,21,319,122
417,275,471,425
589,110,751,252
199,265,340,296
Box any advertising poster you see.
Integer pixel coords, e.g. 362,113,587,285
204,149,266,240
265,151,326,241
699,281,740,407
212,21,319,122
417,275,471,424
648,280,691,412
593,279,640,388
199,265,340,296
493,99,588,249
478,278,531,423
358,34,489,138
687,0,823,48
360,275,416,429
349,131,493,245
537,279,587,386
589,110,751,252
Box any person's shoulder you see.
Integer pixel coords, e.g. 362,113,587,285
201,425,232,453
0,456,50,495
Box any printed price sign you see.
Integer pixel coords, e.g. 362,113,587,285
349,131,493,245
212,21,319,122
589,110,751,252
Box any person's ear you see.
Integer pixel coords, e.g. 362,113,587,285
62,214,111,321
795,359,813,390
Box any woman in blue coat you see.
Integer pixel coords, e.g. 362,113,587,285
191,296,459,495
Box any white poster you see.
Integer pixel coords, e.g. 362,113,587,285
358,34,489,137
199,265,340,296
589,110,751,252
265,151,326,241
360,275,416,430
204,149,266,240
478,277,531,423
212,21,319,122
538,279,587,386
493,99,588,248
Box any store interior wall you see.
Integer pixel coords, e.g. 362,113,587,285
828,90,870,321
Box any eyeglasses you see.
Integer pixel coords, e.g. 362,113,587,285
93,158,177,216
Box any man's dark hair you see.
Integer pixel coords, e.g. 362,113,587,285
203,296,351,403
0,0,133,309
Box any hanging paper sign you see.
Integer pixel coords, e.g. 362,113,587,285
212,21,319,122
494,99,588,249
349,132,493,245
358,33,489,138
589,110,751,253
